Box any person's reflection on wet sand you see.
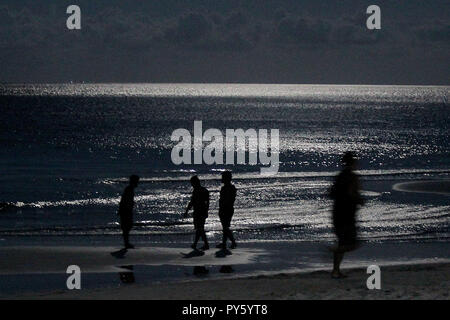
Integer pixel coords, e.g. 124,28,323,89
193,266,209,276
118,265,135,283
219,265,234,273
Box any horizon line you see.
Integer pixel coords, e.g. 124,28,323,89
1,82,449,87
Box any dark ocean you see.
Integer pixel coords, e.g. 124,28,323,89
0,84,449,245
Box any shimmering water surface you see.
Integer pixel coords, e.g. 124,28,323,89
0,84,449,243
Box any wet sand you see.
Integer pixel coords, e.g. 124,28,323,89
0,246,266,274
0,242,448,300
10,262,450,300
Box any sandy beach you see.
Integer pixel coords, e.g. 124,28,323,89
8,262,449,300
0,0,449,308
0,242,448,300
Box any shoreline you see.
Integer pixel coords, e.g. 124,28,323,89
393,180,450,196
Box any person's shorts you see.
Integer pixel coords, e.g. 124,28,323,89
193,215,206,230
120,216,133,232
219,212,233,229
335,224,357,247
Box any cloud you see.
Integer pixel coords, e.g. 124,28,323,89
0,1,448,84
0,3,447,53
159,11,255,51
0,6,13,26
413,21,450,44
224,11,248,30
164,12,212,44
275,17,331,46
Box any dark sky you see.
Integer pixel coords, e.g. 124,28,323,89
0,0,448,84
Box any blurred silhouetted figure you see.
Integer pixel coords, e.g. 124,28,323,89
217,171,237,249
184,176,210,250
329,152,364,278
118,175,139,249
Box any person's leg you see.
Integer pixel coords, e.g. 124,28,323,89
123,229,129,247
227,228,236,248
222,227,230,243
331,226,345,277
331,241,349,278
333,224,358,276
200,224,209,250
120,217,127,247
192,228,201,249
220,216,228,246
191,216,201,249
125,227,135,248
221,218,228,249
201,229,209,247
228,214,236,247
224,216,236,248
221,226,228,246
217,216,227,248
332,251,344,274
192,231,199,249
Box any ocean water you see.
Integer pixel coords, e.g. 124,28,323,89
0,84,449,244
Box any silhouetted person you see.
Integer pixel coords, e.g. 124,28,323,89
184,176,210,250
329,152,364,278
118,175,139,249
217,171,237,249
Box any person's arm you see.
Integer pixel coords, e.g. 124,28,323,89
184,197,193,218
118,187,129,214
206,190,210,212
357,183,364,206
118,195,123,215
218,188,223,213
329,181,337,199
352,175,364,206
